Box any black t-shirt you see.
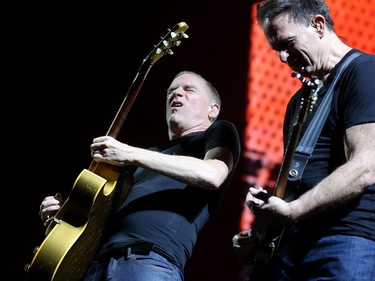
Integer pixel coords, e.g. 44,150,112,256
284,49,375,241
97,120,241,270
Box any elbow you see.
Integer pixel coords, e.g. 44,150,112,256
362,166,375,189
205,166,230,190
205,178,224,190
198,159,231,190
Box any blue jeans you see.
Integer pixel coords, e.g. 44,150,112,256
248,233,375,281
83,248,184,281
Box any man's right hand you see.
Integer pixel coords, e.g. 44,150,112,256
39,193,63,224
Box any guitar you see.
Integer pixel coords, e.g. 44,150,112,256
24,22,189,281
250,73,320,268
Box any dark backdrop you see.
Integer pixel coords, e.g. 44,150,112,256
4,1,254,280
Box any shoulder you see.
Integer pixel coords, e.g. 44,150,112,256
337,50,375,127
205,120,241,158
345,49,375,74
207,120,240,140
208,120,238,133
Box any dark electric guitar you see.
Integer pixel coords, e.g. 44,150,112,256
24,22,189,281
250,73,319,268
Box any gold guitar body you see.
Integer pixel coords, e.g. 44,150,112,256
25,168,119,281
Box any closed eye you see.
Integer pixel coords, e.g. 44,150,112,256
273,38,296,52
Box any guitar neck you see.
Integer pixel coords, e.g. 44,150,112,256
107,66,152,138
273,117,305,199
273,74,319,199
106,21,189,139
86,65,151,180
88,22,189,179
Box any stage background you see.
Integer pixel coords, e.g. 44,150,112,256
240,0,375,232
3,1,373,280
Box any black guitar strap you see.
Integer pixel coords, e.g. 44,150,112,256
288,52,360,183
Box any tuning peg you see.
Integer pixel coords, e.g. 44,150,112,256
155,48,162,55
167,49,174,55
162,40,170,47
182,33,189,39
175,40,182,46
170,32,177,39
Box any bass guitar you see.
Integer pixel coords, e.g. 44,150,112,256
24,22,189,281
250,73,320,267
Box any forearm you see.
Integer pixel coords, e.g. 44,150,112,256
130,146,229,190
91,136,232,190
289,123,375,222
289,158,373,222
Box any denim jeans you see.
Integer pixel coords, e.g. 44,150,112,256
83,248,184,281
248,233,375,281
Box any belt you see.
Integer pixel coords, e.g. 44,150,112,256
130,243,173,262
128,243,182,272
96,243,183,273
128,243,157,255
97,243,169,261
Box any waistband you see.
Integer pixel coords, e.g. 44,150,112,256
96,243,173,264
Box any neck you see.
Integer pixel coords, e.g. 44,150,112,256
169,123,212,140
318,34,352,81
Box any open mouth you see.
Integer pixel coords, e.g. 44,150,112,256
171,100,183,108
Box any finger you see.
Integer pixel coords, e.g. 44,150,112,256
41,205,59,221
232,230,253,246
249,187,270,201
42,197,60,208
41,205,60,215
246,192,263,206
54,193,63,203
246,201,261,214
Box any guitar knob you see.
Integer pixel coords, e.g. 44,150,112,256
24,263,31,272
268,242,276,249
33,245,40,253
289,169,298,178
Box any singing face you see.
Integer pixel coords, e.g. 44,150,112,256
166,73,219,139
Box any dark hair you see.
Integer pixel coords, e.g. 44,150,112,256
256,0,335,32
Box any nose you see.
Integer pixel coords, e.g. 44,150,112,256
171,86,184,97
168,87,183,104
278,50,288,63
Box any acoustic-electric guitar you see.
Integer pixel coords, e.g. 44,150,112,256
24,22,189,281
250,73,319,268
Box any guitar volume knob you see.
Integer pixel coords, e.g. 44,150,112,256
289,169,298,178
24,263,31,272
33,245,40,253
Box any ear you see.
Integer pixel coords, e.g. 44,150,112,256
208,103,220,119
311,15,325,38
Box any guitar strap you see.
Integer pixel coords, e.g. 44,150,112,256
288,52,360,183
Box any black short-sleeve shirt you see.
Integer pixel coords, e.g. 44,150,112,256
284,49,375,241
97,120,241,270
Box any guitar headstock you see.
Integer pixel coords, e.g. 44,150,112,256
292,72,320,123
292,72,320,92
145,22,189,66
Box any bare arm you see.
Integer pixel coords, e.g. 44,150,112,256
40,136,234,223
289,122,375,220
248,122,375,224
91,136,235,190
